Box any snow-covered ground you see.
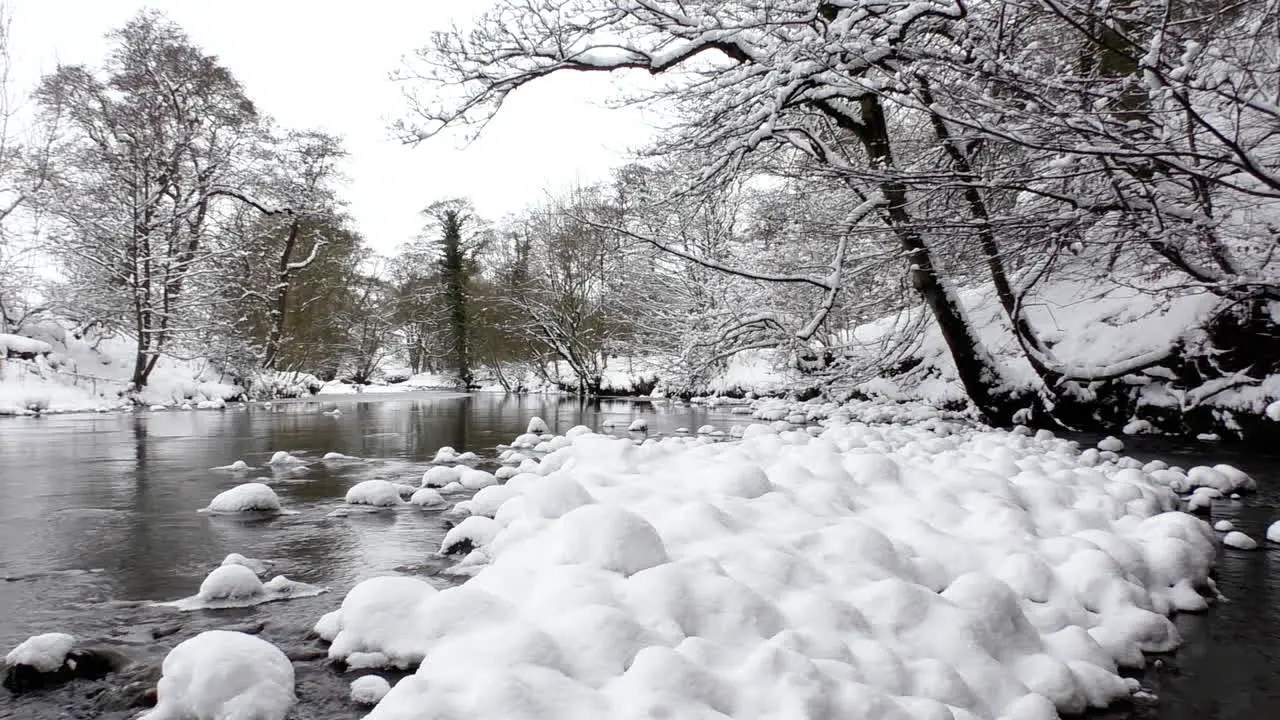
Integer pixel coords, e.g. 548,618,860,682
0,325,244,415
846,277,1280,428
307,410,1233,720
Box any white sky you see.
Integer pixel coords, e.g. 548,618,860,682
7,0,657,254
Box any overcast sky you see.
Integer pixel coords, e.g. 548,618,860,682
7,0,657,254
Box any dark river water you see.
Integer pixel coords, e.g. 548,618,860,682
0,395,1275,719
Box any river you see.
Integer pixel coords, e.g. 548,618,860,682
0,393,1275,719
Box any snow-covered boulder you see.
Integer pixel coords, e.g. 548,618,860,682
4,633,75,674
627,418,648,432
441,516,501,554
268,451,304,466
141,631,295,720
3,633,127,693
315,576,440,668
199,564,264,601
212,460,252,472
526,416,550,434
458,468,497,491
205,483,281,513
1212,520,1234,532
350,675,391,705
1223,531,1258,550
345,480,403,507
1097,436,1124,451
422,466,460,488
409,488,447,508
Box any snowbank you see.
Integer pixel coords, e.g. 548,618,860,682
141,631,295,720
316,419,1218,720
0,326,244,416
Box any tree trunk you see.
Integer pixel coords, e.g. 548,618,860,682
858,94,1021,423
263,219,302,370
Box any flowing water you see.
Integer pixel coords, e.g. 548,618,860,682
0,395,1275,719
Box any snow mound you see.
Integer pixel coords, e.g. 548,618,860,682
200,564,264,600
432,447,479,464
1223,531,1258,550
410,488,448,508
222,552,272,575
315,576,441,668
627,418,648,432
0,333,52,356
205,483,281,513
346,480,403,507
458,469,497,490
314,422,1223,719
268,451,304,466
212,460,253,472
527,416,550,434
160,564,325,612
1268,521,1280,544
141,631,294,720
350,675,391,705
422,466,460,488
1212,520,1234,532
1097,436,1124,452
5,633,75,673
323,452,360,461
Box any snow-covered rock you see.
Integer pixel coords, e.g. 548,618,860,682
458,468,497,490
627,418,648,432
1097,436,1124,451
205,483,281,513
323,452,359,461
350,675,391,705
1212,520,1234,532
141,631,294,720
198,564,264,601
315,576,440,668
345,480,403,507
527,416,550,434
221,553,271,575
422,466,460,488
4,633,75,673
409,488,447,508
268,451,303,466
441,516,501,554
1122,419,1154,435
1268,521,1280,544
1223,531,1258,550
212,460,253,472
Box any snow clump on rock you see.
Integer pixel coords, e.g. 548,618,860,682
345,480,403,507
205,483,281,513
140,631,294,720
350,675,391,705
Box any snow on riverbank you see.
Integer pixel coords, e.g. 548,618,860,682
0,326,243,415
317,415,1221,719
846,278,1280,434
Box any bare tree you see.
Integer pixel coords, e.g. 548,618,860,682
33,11,268,388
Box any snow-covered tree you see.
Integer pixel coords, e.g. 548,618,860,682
33,11,267,388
